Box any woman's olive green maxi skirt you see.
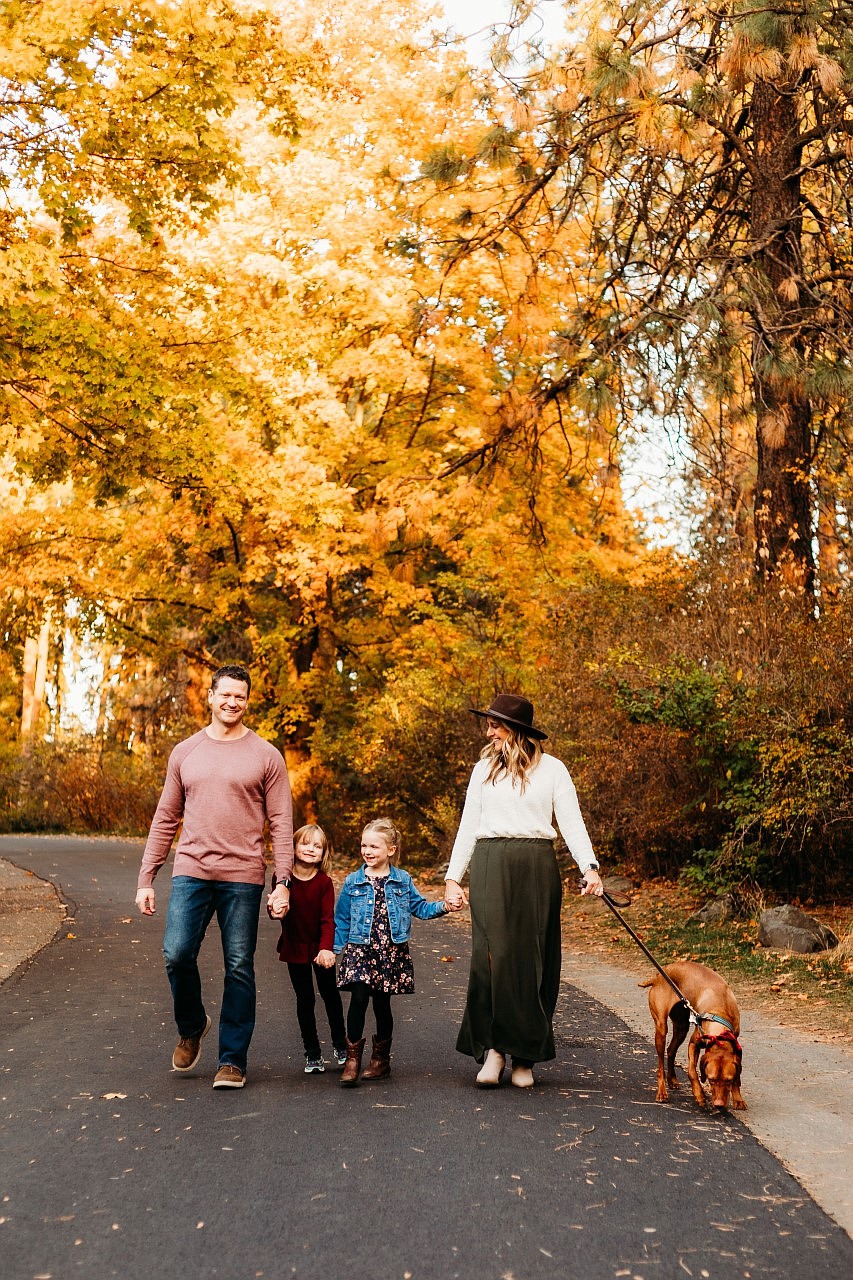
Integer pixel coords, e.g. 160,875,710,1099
456,837,563,1065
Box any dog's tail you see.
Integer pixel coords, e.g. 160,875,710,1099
637,977,655,988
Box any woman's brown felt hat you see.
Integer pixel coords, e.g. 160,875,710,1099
469,693,548,741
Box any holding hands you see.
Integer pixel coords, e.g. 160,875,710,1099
444,879,467,911
267,883,291,918
314,948,336,968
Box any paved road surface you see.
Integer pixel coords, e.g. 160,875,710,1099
1,837,851,1280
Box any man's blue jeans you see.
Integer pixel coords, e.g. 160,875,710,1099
163,876,263,1073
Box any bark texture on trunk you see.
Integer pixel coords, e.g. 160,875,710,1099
749,77,814,596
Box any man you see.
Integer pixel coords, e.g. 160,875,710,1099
135,664,293,1089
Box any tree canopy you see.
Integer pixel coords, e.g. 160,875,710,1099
2,0,850,891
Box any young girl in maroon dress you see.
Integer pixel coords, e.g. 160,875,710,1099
334,817,456,1087
273,824,346,1073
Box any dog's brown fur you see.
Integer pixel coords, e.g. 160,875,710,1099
639,960,746,1111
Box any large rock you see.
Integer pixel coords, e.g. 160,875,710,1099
757,904,838,953
691,893,738,924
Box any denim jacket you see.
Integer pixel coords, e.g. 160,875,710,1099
334,864,446,951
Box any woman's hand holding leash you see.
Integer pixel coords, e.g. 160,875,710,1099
579,868,604,897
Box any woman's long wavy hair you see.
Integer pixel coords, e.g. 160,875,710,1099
481,726,542,792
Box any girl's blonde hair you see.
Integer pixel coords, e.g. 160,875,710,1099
362,817,401,861
481,727,543,792
293,823,332,873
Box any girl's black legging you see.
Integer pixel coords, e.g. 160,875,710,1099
346,982,393,1041
287,962,346,1059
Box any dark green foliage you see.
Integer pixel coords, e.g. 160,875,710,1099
475,126,518,168
420,144,470,186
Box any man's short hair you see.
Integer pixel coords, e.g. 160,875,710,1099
210,664,252,696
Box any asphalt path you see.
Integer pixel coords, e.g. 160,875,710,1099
1,836,851,1280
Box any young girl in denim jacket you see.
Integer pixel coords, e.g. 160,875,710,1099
334,817,456,1087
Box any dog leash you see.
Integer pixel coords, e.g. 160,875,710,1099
583,882,697,1011
580,879,737,1035
578,880,737,1049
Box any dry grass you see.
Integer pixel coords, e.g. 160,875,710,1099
562,879,853,1044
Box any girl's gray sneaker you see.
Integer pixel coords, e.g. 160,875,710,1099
304,1057,325,1074
332,1046,347,1069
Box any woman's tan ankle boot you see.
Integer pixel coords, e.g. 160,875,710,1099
475,1049,505,1087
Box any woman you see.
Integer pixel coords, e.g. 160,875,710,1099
444,693,603,1088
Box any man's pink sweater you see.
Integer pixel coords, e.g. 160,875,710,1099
137,729,293,889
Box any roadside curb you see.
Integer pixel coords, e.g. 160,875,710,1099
0,857,66,984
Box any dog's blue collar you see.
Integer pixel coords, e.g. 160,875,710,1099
689,1010,735,1033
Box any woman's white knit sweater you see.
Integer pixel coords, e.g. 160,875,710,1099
445,753,598,884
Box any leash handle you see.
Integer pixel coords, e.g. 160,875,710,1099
578,878,699,1017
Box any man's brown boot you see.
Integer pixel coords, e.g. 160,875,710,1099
340,1036,365,1087
361,1036,392,1081
172,1014,212,1072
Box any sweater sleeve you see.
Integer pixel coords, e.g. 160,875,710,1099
137,746,186,889
553,764,598,872
318,876,335,952
445,764,483,883
264,748,294,883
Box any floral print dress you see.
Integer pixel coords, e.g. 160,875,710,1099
337,875,415,994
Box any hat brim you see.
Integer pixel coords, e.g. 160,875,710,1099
469,708,548,741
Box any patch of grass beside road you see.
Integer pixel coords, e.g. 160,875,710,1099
563,879,853,1041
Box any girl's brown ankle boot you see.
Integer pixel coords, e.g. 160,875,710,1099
340,1036,365,1087
361,1036,392,1081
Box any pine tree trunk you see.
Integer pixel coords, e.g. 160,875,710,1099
749,78,814,596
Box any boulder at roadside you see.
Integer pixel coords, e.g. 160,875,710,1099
758,904,838,953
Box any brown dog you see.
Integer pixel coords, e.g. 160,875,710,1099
639,960,746,1111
